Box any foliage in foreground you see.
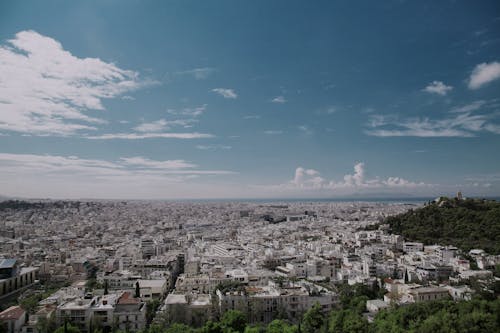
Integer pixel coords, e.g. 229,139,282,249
138,298,499,333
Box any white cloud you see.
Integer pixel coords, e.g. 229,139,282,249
244,115,261,120
365,101,500,137
86,132,214,139
343,162,365,186
134,119,169,132
256,162,430,196
292,167,324,188
196,144,232,150
298,125,313,135
212,88,237,99
423,81,453,95
0,30,151,136
271,96,286,104
120,156,197,169
468,61,500,89
133,119,197,132
264,130,283,135
325,107,336,114
167,105,207,117
0,153,236,198
271,162,432,193
450,100,486,113
177,67,215,80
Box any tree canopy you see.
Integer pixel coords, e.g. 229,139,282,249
385,197,500,254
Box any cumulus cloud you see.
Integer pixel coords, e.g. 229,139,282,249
212,88,237,99
271,96,286,103
423,81,453,95
468,61,500,89
0,30,151,136
292,167,324,188
265,162,429,194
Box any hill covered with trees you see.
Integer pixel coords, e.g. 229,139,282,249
385,197,500,254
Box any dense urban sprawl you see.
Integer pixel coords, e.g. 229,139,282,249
0,197,498,332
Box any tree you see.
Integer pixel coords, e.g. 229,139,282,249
53,323,81,333
220,310,247,333
243,326,262,333
164,323,195,333
20,295,40,314
266,319,298,333
200,320,223,333
135,281,140,298
146,299,160,326
301,303,325,333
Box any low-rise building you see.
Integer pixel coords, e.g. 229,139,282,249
0,306,26,333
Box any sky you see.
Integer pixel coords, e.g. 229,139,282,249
0,0,500,199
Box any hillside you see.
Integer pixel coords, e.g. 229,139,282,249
385,197,500,255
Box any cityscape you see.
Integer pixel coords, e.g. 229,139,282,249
1,1,500,332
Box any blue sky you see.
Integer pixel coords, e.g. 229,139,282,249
0,0,500,199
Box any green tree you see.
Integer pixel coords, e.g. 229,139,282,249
243,325,262,333
164,323,195,333
200,320,223,333
301,303,325,333
220,310,247,333
20,295,40,314
266,319,298,333
146,299,160,326
53,323,81,333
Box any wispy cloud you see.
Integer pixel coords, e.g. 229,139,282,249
0,30,152,136
0,153,236,198
298,125,313,135
212,88,237,99
244,115,261,120
450,100,486,113
133,119,197,132
166,105,207,117
365,101,500,137
468,61,500,89
271,96,286,104
324,106,337,114
196,144,232,150
0,154,233,176
120,156,197,169
86,132,214,140
264,130,283,135
177,67,215,80
423,81,453,95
